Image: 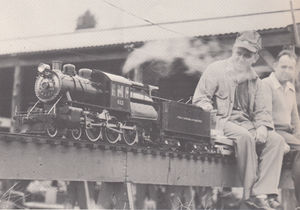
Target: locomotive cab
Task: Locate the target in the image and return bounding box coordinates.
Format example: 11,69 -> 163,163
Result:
93,70 -> 131,113
129,81 -> 158,121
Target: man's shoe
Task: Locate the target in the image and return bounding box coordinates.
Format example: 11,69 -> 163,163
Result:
245,196 -> 275,210
268,197 -> 281,209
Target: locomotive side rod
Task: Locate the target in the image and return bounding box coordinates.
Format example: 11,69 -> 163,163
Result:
88,122 -> 135,130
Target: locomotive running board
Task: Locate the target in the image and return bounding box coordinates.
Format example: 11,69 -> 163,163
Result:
0,132 -> 294,189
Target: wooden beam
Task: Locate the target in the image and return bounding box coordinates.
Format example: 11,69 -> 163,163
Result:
262,31 -> 294,47
207,30 -> 293,48
0,50 -> 129,68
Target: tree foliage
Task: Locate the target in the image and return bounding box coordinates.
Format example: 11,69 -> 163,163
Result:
76,10 -> 97,30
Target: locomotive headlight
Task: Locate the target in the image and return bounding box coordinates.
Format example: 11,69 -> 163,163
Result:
35,71 -> 61,103
38,63 -> 51,74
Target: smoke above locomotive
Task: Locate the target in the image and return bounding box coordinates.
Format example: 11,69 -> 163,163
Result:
122,38 -> 231,81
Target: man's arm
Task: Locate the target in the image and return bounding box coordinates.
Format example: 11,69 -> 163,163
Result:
253,79 -> 274,143
262,80 -> 273,121
253,79 -> 274,130
192,65 -> 218,111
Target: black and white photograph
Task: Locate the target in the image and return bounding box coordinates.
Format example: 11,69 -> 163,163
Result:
0,0 -> 299,209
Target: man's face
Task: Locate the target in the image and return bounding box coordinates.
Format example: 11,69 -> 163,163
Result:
274,55 -> 296,83
231,47 -> 257,71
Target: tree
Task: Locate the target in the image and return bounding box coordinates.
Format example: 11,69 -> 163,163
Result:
76,10 -> 97,30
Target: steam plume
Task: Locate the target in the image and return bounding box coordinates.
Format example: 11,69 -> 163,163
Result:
122,37 -> 231,79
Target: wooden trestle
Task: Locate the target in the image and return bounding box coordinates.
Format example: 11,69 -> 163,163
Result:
0,132 -> 294,209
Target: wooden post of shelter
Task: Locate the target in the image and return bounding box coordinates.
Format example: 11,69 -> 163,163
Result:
290,0 -> 300,47
126,182 -> 135,210
10,64 -> 22,133
83,181 -> 92,209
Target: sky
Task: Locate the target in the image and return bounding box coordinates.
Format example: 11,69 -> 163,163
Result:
0,0 -> 299,41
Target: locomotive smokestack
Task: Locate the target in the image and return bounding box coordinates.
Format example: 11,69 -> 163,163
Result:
52,60 -> 62,71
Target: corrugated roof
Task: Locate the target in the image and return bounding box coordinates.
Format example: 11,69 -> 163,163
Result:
0,10 -> 298,56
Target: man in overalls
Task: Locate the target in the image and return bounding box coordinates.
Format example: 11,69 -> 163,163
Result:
193,31 -> 286,210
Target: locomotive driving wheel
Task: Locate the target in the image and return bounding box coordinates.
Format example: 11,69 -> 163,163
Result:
85,126 -> 102,142
103,117 -> 121,144
122,122 -> 138,146
71,127 -> 82,140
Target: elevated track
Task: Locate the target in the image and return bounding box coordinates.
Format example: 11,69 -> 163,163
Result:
0,132 -> 293,188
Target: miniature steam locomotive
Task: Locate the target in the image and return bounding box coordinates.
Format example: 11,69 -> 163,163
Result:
14,61 -> 233,155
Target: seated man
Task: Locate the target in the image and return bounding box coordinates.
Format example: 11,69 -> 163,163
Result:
193,31 -> 285,210
263,50 -> 300,209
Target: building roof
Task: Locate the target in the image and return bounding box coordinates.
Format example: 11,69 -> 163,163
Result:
0,10 -> 299,56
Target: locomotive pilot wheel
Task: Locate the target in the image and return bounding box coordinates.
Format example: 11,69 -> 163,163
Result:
47,127 -> 58,138
122,122 -> 138,146
85,126 -> 102,142
71,127 -> 82,140
47,123 -> 61,138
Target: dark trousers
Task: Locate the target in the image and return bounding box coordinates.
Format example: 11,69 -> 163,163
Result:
276,130 -> 300,207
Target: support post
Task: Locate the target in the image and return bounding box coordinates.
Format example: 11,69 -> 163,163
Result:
96,183 -> 129,209
83,181 -> 91,209
10,64 -> 22,133
290,0 -> 300,47
67,181 -> 96,209
126,182 -> 135,210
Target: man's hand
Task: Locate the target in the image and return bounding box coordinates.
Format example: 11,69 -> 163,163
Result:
283,142 -> 290,154
201,104 -> 213,112
255,126 -> 268,144
294,132 -> 300,140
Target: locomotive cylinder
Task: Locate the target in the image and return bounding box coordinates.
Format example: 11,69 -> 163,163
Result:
57,106 -> 83,127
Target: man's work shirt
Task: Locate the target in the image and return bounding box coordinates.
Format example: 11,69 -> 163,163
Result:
230,81 -> 254,130
192,58 -> 273,131
263,72 -> 300,134
233,81 -> 250,114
